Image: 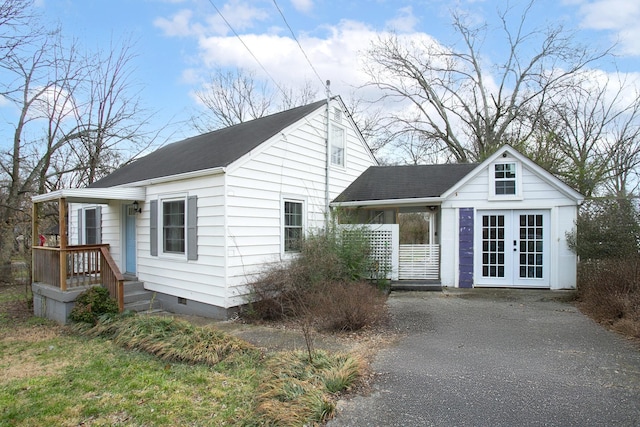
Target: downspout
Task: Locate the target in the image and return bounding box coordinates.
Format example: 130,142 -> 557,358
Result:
325,80 -> 331,224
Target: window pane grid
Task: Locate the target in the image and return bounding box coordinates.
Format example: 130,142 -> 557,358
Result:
519,214 -> 543,278
163,200 -> 185,254
284,201 -> 303,252
481,214 -> 505,278
494,163 -> 516,195
331,126 -> 345,166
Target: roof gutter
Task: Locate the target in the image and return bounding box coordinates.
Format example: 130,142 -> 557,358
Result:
331,196 -> 444,208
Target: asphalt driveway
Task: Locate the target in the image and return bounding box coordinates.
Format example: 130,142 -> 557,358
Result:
328,289 -> 640,427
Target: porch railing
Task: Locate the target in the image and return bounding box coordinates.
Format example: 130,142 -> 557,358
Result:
32,244 -> 124,311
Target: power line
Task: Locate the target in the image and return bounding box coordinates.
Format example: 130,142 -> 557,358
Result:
271,0 -> 326,90
206,0 -> 287,97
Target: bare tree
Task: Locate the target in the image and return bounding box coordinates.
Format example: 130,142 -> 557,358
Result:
0,29 -> 160,270
0,0 -> 36,65
191,67 -> 318,132
362,1 -> 610,163
65,37 -> 158,186
541,74 -> 640,197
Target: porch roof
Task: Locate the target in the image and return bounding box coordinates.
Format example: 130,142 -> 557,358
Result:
32,187 -> 146,204
332,163 -> 478,206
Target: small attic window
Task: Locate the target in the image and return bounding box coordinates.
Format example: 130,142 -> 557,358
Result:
494,163 -> 517,195
333,107 -> 342,123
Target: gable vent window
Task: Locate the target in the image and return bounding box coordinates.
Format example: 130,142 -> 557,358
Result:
494,163 -> 517,195
333,106 -> 342,123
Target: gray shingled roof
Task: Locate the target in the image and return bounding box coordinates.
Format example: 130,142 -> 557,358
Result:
333,163 -> 478,202
90,100 -> 327,188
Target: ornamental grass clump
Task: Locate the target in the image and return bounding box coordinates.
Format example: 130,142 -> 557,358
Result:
77,315 -> 260,366
257,349 -> 364,426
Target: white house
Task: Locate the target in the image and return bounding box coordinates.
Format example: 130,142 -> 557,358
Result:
332,145 -> 584,290
31,97 -> 378,321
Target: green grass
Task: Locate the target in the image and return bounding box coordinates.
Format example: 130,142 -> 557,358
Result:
0,313 -> 363,426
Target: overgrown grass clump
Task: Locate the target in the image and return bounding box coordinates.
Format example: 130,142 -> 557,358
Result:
247,225 -> 388,331
577,257 -> 640,338
74,314 -> 260,366
257,350 -> 364,426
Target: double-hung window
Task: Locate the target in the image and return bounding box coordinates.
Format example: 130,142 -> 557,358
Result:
331,125 -> 345,167
494,163 -> 517,195
150,196 -> 197,260
163,199 -> 185,254
284,200 -> 303,253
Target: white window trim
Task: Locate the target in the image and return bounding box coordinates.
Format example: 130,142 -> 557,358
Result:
330,123 -> 346,169
281,197 -> 306,258
159,194 -> 187,259
488,161 -> 523,201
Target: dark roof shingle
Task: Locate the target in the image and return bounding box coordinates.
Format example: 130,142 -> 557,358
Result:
333,163 -> 478,202
90,100 -> 327,188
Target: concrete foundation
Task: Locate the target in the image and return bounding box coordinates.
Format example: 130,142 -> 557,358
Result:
32,282 -> 99,324
154,292 -> 239,320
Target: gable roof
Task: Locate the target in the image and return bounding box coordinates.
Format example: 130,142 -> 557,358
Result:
333,163 -> 478,203
441,144 -> 584,202
90,99 -> 327,188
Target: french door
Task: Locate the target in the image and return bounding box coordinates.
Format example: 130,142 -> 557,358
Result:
475,210 -> 549,288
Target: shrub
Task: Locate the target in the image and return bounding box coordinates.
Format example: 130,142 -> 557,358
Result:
567,198 -> 640,260
69,286 -> 118,324
245,225 -> 384,329
312,281 -> 388,332
577,257 -> 640,338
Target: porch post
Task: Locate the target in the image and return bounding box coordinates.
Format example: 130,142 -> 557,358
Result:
59,197 -> 67,291
32,201 -> 38,282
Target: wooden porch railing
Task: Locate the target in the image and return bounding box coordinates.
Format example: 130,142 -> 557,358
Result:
32,244 -> 125,312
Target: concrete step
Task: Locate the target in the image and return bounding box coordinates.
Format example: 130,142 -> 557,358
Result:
122,280 -> 163,312
391,280 -> 442,291
123,280 -> 145,293
124,298 -> 162,313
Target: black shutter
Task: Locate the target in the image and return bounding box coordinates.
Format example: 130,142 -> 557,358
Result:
187,196 -> 198,260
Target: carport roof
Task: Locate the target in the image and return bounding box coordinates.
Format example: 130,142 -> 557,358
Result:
333,163 -> 478,203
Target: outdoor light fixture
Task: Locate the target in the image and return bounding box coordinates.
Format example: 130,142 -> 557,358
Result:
133,201 -> 142,214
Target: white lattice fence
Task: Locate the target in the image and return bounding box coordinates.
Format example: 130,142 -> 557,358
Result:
339,224 -> 399,280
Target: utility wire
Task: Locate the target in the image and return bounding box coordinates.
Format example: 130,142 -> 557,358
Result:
271,0 -> 326,90
206,0 -> 287,97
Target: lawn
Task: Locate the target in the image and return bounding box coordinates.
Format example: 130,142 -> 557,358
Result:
0,285 -> 364,426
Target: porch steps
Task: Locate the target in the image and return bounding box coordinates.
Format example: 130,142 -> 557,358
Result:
123,280 -> 163,313
391,280 -> 442,292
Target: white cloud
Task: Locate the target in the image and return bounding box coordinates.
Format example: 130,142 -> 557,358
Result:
290,0 -> 314,13
573,0 -> 640,56
154,9 -> 201,37
194,19 -> 381,97
154,1 -> 270,37
385,6 -> 419,33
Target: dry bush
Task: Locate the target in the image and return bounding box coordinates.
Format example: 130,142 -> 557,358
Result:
245,226 -> 387,333
311,281 -> 388,332
577,257 -> 640,338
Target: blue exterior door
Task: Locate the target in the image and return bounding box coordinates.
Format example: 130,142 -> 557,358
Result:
125,204 -> 137,274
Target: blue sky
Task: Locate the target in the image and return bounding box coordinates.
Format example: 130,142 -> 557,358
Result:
19,0 -> 640,144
